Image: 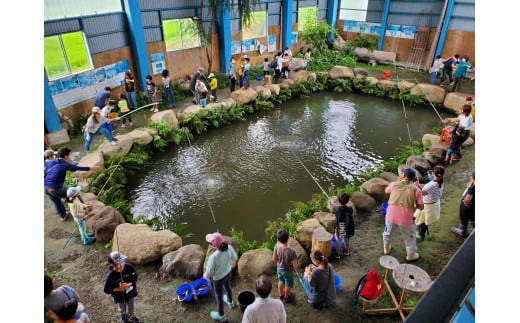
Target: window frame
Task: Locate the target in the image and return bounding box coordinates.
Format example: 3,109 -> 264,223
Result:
163,18 -> 202,52
298,6 -> 318,32
44,31 -> 94,81
339,0 -> 369,22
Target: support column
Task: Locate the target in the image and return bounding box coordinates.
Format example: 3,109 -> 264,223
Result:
218,2 -> 231,73
123,0 -> 149,91
378,0 -> 392,50
44,74 -> 70,145
327,0 -> 339,42
281,0 -> 293,50
435,0 -> 455,58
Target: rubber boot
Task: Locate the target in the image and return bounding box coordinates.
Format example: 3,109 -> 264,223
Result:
120,314 -> 129,323
383,241 -> 392,255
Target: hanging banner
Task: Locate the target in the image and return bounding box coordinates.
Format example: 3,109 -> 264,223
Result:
268,34 -> 276,52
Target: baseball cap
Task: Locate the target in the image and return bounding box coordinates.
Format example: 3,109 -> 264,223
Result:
92,106 -> 101,113
44,150 -> 57,159
108,251 -> 127,265
205,232 -> 224,247
66,186 -> 82,198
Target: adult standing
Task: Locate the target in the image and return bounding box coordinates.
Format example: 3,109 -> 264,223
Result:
162,69 -> 176,108
414,165 -> 445,240
440,54 -> 459,86
44,147 -> 98,221
203,232 -> 238,322
242,274 -> 286,323
94,86 -> 111,108
302,249 -> 337,309
451,55 -> 471,92
382,168 -> 424,262
189,67 -> 204,104
83,107 -> 118,152
452,171 -> 475,237
45,274 -> 90,322
124,71 -> 138,109
228,58 -> 238,92
429,55 -> 444,85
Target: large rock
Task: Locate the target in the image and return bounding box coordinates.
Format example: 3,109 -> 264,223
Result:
360,177 -> 390,202
424,147 -> 446,165
443,92 -> 468,114
410,84 -> 446,104
288,58 -> 307,72
422,133 -> 448,150
332,36 -> 347,50
377,79 -> 396,90
237,248 -> 277,279
264,84 -> 280,95
353,68 -> 369,77
74,151 -> 104,180
366,76 -> 379,85
230,87 -> 258,105
350,191 -> 376,212
295,218 -> 324,253
398,80 -> 415,90
280,78 -> 295,86
112,223 -> 182,265
313,212 -> 336,233
287,237 -> 310,268
98,134 -> 134,158
370,50 -> 396,64
85,204 -> 125,243
160,244 -> 205,279
380,172 -> 398,183
329,66 -> 355,79
288,70 -> 310,82
406,155 -> 431,175
255,86 -> 272,99
354,47 -> 371,62
150,109 -> 179,130
126,129 -> 154,145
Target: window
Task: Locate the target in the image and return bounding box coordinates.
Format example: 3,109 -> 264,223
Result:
298,7 -> 317,32
340,0 -> 368,21
163,18 -> 201,51
44,0 -> 122,21
44,31 -> 93,80
242,11 -> 267,39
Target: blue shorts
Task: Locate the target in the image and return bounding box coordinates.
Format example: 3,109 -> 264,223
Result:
277,268 -> 294,288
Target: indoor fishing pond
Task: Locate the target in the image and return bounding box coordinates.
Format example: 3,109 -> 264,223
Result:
127,92 -> 449,245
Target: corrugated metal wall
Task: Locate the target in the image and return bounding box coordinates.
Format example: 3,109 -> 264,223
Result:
450,0 -> 474,31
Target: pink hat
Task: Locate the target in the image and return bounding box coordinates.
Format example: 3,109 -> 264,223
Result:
205,232 -> 224,247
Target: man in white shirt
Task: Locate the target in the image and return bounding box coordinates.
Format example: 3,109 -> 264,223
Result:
242,274 -> 286,323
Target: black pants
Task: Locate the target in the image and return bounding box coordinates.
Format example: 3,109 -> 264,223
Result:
230,77 -> 236,92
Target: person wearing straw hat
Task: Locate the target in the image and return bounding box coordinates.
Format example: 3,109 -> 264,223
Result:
66,186 -> 95,245
103,251 -> 140,323
44,149 -> 57,167
203,232 -> 238,322
242,274 -> 286,323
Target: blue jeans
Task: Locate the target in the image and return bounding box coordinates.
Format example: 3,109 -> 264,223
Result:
45,187 -> 68,219
84,123 -> 114,151
429,72 -> 437,84
126,91 -> 138,109
164,86 -> 175,108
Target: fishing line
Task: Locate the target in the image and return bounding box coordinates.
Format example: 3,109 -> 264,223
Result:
207,197 -> 219,233
289,150 -> 330,199
413,78 -> 446,125
391,64 -> 415,155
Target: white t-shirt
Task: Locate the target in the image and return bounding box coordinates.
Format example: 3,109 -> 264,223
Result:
85,115 -> 109,134
242,297 -> 286,323
422,180 -> 444,204
457,114 -> 473,130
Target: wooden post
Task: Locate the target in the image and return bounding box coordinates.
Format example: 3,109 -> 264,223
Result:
311,227 -> 332,259
264,75 -> 272,85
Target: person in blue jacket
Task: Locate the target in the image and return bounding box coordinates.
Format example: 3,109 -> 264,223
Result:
44,146 -> 99,221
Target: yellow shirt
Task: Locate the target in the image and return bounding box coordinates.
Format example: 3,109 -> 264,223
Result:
209,78 -> 217,91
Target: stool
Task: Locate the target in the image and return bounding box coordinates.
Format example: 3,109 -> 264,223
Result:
379,255 -> 399,281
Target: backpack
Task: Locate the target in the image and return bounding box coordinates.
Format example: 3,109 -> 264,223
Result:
268,58 -> 278,69
355,269 -> 384,303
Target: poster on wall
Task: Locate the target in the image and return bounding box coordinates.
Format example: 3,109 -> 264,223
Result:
368,23 -> 381,35
400,25 -> 416,39
231,41 -> 241,55
386,24 -> 401,37
241,39 -> 255,52
256,39 -> 267,55
151,52 -> 165,75
343,20 -> 359,33
49,59 -> 129,109
291,32 -> 298,44
268,35 -> 276,52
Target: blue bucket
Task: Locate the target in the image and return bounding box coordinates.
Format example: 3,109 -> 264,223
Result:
176,283 -> 194,302
256,74 -> 262,80
331,234 -> 337,249
334,274 -> 342,292
192,278 -> 210,297
382,202 -> 388,218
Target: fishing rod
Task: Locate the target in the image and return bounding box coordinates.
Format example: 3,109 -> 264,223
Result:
289,151 -> 330,199
117,101 -> 162,120
413,78 -> 446,125
294,269 -> 311,296
207,198 -> 219,233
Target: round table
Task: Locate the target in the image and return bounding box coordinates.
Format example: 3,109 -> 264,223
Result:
393,263 -> 432,293
379,255 -> 399,281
